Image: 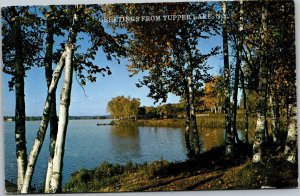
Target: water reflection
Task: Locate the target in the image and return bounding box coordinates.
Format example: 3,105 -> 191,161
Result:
110,126 -> 141,161
111,125 -> 139,138
198,128 -> 224,152
5,120 -> 247,189
138,127 -> 187,161
198,127 -> 245,152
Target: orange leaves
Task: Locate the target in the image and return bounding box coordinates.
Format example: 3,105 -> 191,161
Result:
204,76 -> 223,109
107,96 -> 141,119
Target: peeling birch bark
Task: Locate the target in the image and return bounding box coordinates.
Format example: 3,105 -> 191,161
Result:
21,52 -> 66,193
49,44 -> 74,193
252,0 -> 269,163
284,99 -> 297,163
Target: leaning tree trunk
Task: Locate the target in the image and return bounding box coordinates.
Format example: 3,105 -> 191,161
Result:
49,42 -> 75,193
10,7 -> 28,191
252,0 -> 269,163
222,1 -> 234,155
48,6 -> 81,192
284,97 -> 297,164
20,51 -> 67,193
44,12 -> 59,193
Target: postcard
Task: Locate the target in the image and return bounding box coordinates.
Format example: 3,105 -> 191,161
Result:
1,0 -> 298,195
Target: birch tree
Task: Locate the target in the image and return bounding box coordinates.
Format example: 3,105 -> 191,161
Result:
43,6 -> 59,192
112,2 -> 219,158
2,7 -> 43,191
21,9 -> 76,188
14,4 -> 127,193
284,91 -> 297,163
252,0 -> 269,163
222,1 -> 234,155
46,5 -> 126,192
7,8 -> 27,191
49,38 -> 75,193
21,49 -> 67,193
268,0 -> 295,145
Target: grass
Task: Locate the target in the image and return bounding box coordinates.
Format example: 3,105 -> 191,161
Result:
4,180 -> 37,194
7,112 -> 295,193
63,160 -> 171,192
63,145 -> 298,193
5,180 -> 18,194
64,112 -> 297,193
113,112 -> 258,129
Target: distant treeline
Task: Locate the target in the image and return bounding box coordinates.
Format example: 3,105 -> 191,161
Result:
3,116 -> 111,121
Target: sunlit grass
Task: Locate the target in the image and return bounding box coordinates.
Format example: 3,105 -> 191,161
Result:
63,146 -> 298,193
114,112 -> 258,129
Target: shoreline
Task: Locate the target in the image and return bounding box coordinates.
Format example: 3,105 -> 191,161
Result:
5,145 -> 298,194
63,145 -> 298,193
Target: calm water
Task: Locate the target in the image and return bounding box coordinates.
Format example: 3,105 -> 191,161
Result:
4,119 -> 243,188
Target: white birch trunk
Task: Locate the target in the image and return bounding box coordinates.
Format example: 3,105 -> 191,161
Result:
15,72 -> 27,193
9,7 -> 28,191
187,70 -> 200,157
21,52 -> 67,193
44,159 -> 53,193
284,101 -> 297,163
49,44 -> 74,193
252,0 -> 269,163
44,12 -> 59,192
44,95 -> 58,193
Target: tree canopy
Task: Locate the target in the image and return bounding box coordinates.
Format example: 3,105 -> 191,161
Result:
107,96 -> 141,120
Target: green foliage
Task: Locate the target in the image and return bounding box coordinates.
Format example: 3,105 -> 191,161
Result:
2,6 -> 44,90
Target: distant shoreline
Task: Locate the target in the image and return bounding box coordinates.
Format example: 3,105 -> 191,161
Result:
3,116 -> 111,121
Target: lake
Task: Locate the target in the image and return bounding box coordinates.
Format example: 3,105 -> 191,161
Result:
4,119 -> 242,188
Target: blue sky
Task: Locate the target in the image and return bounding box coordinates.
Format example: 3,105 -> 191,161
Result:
3,58 -> 178,116
3,16 -> 224,116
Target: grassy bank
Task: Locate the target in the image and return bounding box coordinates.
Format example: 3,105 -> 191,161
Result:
5,180 -> 38,194
64,145 -> 298,193
112,113 -> 258,129
5,180 -> 18,193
